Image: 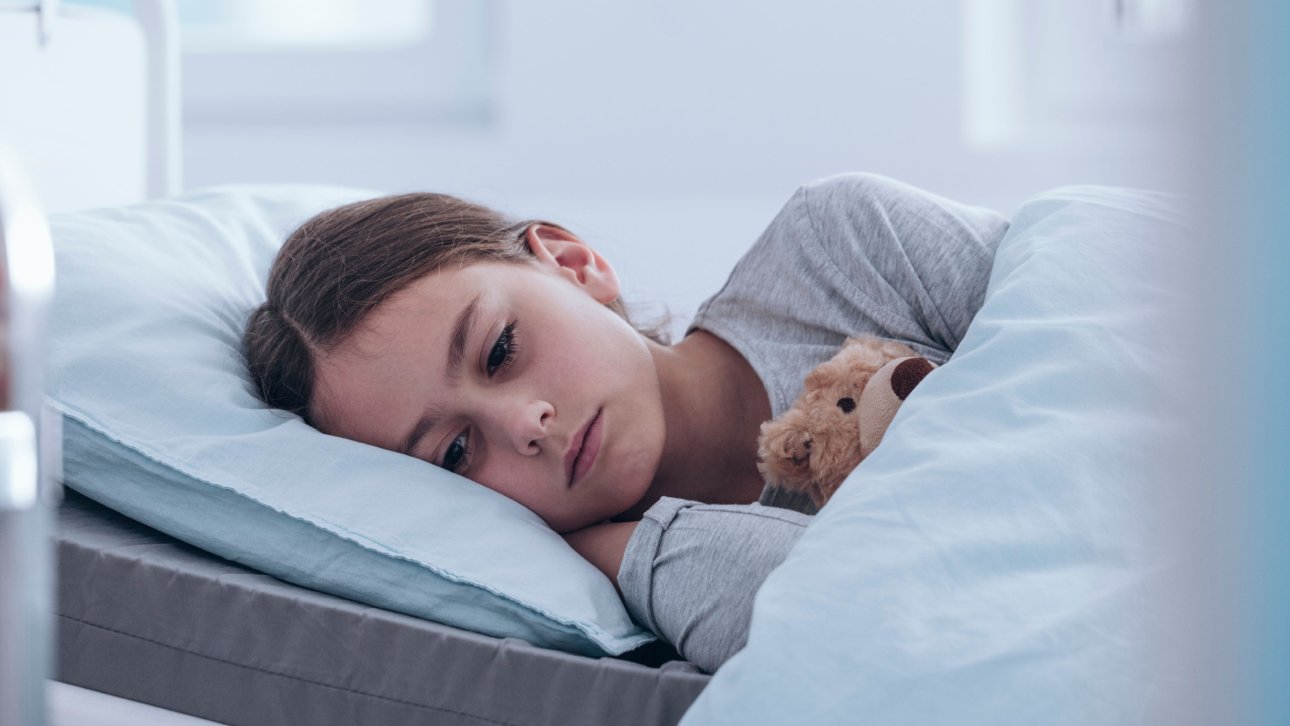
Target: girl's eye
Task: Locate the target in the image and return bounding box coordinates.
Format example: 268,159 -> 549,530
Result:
442,430 -> 472,473
486,322 -> 520,376
441,322 -> 518,474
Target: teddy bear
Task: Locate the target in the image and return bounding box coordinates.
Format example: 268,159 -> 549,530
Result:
756,335 -> 937,513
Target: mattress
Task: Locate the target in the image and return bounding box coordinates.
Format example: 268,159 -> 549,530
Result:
54,489 -> 710,726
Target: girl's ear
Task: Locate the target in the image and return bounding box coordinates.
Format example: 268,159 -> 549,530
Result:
524,223 -> 621,304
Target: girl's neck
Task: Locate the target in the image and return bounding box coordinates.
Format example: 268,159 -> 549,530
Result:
613,330 -> 771,521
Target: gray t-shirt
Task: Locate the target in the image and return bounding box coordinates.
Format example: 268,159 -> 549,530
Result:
618,172 -> 1009,672
689,172 -> 1006,421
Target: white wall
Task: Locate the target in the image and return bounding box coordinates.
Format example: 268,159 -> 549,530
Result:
183,0 -> 1197,335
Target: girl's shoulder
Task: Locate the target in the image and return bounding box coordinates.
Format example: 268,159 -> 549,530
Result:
795,172 -> 969,234
785,172 -> 1007,262
722,173 -> 929,278
758,172 -> 932,263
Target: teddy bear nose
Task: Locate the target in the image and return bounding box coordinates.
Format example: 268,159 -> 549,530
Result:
836,397 -> 856,414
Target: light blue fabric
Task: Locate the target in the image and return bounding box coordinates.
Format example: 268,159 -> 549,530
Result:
682,187 -> 1187,724
46,185 -> 654,656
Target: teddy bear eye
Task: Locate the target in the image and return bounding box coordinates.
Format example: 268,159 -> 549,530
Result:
837,397 -> 856,414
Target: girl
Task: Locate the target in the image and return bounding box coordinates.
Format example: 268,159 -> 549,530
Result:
242,172 -> 1008,673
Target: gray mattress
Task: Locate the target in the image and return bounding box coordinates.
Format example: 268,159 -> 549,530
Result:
55,490 -> 711,725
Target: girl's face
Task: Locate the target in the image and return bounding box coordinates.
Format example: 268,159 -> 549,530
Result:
310,227 -> 666,533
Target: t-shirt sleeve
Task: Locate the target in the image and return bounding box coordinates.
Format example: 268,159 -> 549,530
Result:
688,172 -> 1008,417
798,172 -> 1009,354
616,497 -> 812,674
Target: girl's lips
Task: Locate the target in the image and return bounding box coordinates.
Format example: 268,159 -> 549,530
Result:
568,409 -> 603,487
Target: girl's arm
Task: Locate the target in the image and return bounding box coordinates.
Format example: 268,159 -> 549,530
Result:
564,501 -> 810,674
562,520 -> 639,598
615,498 -> 811,673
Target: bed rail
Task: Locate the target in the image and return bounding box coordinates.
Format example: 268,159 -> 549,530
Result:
0,146 -> 58,726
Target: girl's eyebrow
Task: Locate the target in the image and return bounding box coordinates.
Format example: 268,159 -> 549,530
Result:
446,292 -> 483,385
400,292 -> 482,456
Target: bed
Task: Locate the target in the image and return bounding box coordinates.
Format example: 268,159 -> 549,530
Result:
6,3 -> 1187,725
55,488 -> 707,724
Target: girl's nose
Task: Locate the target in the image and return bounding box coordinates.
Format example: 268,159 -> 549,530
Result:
505,399 -> 554,455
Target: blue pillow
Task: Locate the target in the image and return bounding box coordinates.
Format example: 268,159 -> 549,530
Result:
682,187 -> 1185,723
46,185 -> 654,656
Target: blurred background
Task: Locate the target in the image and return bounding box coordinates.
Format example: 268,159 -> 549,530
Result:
76,0 -> 1200,338
10,0 -> 1290,724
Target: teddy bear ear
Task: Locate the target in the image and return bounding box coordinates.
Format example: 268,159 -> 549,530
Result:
858,356 -> 936,456
891,357 -> 935,399
803,367 -> 828,391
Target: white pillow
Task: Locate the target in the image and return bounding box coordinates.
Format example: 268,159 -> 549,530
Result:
47,185 -> 654,656
683,186 -> 1185,724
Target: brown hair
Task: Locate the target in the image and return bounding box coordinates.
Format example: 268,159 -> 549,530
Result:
242,193 -> 670,424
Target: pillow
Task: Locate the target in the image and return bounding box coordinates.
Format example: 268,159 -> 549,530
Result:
46,185 -> 654,656
682,187 -> 1185,724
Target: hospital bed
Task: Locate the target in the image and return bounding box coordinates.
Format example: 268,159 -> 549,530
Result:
3,2 -> 1189,725
55,489 -> 706,724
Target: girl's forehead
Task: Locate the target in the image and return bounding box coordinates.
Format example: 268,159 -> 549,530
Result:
393,260 -> 539,303
343,262 -> 538,354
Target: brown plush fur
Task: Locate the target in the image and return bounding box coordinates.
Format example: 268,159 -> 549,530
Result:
756,335 -> 918,507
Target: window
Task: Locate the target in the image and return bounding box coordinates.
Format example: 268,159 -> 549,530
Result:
179,0 -> 433,53
69,0 -> 495,126
960,0 -> 1194,151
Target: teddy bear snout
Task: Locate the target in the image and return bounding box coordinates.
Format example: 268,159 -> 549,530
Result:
836,397 -> 856,413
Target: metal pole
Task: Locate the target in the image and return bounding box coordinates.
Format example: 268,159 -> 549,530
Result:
0,145 -> 57,726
